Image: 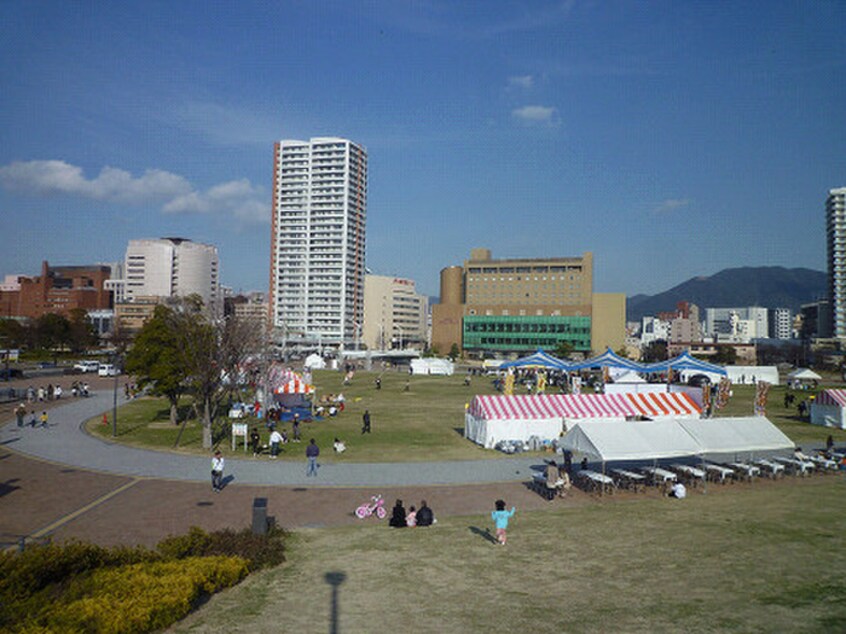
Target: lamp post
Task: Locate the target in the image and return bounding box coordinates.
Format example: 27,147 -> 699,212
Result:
111,351 -> 120,437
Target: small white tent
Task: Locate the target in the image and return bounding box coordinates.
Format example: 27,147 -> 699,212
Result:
811,390 -> 846,429
787,368 -> 822,382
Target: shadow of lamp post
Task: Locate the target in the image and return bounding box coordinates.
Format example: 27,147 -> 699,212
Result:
324,571 -> 346,634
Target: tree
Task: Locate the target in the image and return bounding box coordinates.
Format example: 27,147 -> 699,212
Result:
34,313 -> 70,353
554,340 -> 574,360
712,345 -> 738,365
67,308 -> 98,354
642,340 -> 668,363
448,343 -> 460,361
125,305 -> 189,427
0,319 -> 26,349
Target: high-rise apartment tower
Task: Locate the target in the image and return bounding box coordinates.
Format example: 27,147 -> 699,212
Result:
269,137 -> 368,349
827,187 -> 846,339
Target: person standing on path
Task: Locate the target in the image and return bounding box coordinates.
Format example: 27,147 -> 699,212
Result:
491,499 -> 516,546
362,409 -> 371,434
211,451 -> 225,492
306,438 -> 320,477
15,403 -> 26,428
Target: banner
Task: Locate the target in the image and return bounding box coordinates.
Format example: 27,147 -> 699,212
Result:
754,381 -> 770,416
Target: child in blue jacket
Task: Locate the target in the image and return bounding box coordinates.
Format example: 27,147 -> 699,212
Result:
491,499 -> 516,545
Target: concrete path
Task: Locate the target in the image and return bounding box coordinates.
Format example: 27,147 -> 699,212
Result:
0,391 -> 543,487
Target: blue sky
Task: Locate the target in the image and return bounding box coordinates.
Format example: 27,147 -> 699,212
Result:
1,1 -> 843,298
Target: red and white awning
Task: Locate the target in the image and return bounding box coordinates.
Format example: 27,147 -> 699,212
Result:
274,376 -> 314,394
626,392 -> 700,417
468,392 -> 701,421
816,389 -> 846,407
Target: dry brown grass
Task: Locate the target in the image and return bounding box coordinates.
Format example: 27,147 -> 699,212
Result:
171,476 -> 846,633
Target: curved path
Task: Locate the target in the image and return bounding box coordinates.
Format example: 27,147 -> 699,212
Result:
1,390 -> 542,487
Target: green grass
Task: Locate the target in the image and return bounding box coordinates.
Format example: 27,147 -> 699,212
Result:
86,370 -> 846,461
170,476 -> 846,633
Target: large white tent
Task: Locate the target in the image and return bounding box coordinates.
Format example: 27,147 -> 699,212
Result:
561,417 -> 793,463
811,390 -> 846,429
464,393 -> 701,448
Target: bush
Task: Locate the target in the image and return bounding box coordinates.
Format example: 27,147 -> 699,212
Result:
157,525 -> 288,570
24,556 -> 248,633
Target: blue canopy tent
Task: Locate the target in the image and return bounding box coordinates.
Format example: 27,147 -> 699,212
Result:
642,350 -> 727,376
567,347 -> 645,373
499,349 -> 572,370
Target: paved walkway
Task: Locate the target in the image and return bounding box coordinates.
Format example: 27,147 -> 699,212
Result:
0,391 -> 543,487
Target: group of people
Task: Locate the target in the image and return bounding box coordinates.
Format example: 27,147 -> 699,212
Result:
24,383 -> 76,402
14,402 -> 49,429
388,499 -> 436,528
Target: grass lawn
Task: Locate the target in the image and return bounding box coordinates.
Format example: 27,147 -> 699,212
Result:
171,476 -> 846,633
86,370 -> 846,462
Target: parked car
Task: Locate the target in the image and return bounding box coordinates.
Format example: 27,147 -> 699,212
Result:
98,364 -> 119,377
687,374 -> 712,387
74,360 -> 100,373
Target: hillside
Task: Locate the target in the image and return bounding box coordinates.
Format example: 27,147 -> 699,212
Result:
626,266 -> 827,321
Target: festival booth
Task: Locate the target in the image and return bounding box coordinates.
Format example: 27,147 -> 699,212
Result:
810,390 -> 846,429
562,416 -> 793,466
464,392 -> 702,448
499,349 -> 571,371
724,366 -> 779,386
268,366 -> 315,420
787,368 -> 822,389
410,358 -> 455,376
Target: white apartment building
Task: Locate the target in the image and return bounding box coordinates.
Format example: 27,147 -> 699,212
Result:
705,307 -> 768,342
362,275 -> 428,350
111,238 -> 220,312
269,137 -> 367,349
768,307 -> 793,340
828,187 -> 846,339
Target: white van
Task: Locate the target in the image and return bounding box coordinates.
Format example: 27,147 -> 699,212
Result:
74,360 -> 100,373
98,364 -> 118,377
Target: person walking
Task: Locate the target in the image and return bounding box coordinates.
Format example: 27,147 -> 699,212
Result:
211,451 -> 224,492
491,499 -> 516,546
15,402 -> 26,428
306,438 -> 320,477
361,409 -> 371,434
39,411 -> 49,429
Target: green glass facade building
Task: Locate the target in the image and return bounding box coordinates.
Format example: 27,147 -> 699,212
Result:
463,315 -> 592,353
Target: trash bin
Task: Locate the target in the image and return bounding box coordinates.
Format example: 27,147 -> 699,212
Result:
252,497 -> 268,535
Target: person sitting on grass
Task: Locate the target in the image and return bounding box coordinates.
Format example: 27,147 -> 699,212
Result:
416,500 -> 435,527
389,499 -> 407,527
333,437 -> 346,453
668,481 -> 686,499
406,505 -> 417,527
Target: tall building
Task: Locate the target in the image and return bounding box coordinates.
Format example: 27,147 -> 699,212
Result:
109,238 -> 221,313
431,249 -> 625,356
269,137 -> 367,349
362,274 -> 428,350
827,187 -> 846,339
767,307 -> 793,340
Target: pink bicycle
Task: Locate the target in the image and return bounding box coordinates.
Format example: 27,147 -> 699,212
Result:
355,494 -> 387,519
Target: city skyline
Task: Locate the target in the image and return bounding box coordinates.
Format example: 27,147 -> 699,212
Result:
1,2 -> 843,298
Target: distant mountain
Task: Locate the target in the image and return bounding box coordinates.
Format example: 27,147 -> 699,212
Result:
626,267 -> 827,321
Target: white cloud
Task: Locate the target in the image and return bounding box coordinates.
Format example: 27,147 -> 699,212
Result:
0,159 -> 268,224
508,75 -> 534,89
512,105 -> 558,124
653,198 -> 691,214
0,160 -> 192,203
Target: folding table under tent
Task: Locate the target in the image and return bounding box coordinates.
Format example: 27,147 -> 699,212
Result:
811,390 -> 846,429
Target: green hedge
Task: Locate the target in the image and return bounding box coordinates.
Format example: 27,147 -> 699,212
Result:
0,526 -> 286,633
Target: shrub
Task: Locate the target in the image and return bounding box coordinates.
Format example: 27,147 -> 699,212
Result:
157,525 -> 288,570
27,556 -> 248,634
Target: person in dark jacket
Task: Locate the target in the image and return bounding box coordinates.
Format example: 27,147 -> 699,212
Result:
389,499 -> 407,527
415,500 -> 435,527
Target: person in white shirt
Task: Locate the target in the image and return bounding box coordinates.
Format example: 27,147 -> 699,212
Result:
269,429 -> 284,458
211,451 -> 224,492
333,437 -> 346,453
669,481 -> 686,499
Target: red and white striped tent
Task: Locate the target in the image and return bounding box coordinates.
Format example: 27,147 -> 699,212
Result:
811,389 -> 846,429
465,393 -> 701,448
274,375 -> 314,395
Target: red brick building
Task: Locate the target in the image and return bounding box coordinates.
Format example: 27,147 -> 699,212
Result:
0,261 -> 112,319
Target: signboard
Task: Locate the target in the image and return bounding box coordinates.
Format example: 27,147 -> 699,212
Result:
232,422 -> 248,452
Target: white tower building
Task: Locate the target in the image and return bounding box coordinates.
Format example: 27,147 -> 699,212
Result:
269,137 -> 367,350
120,238 -> 220,311
827,187 -> 846,339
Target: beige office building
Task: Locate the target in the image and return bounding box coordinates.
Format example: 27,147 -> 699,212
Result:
363,274 -> 428,350
432,248 -> 625,356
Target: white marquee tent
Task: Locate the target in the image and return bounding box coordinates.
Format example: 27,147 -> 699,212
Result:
811,390 -> 846,429
561,416 -> 793,463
